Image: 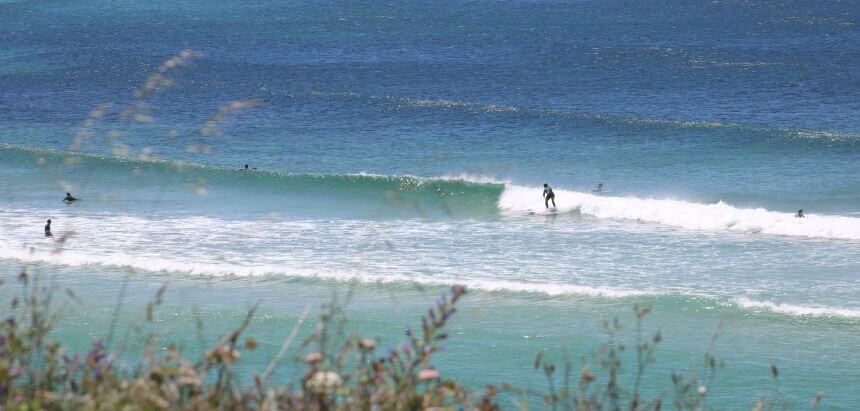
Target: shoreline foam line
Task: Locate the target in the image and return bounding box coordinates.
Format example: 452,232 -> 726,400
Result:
0,249 -> 653,298
1,253 -> 858,319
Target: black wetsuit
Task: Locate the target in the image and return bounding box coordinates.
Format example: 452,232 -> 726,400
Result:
44,221 -> 52,237
543,186 -> 556,208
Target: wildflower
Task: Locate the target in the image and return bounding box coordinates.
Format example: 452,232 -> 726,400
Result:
451,284 -> 467,302
580,366 -> 596,382
10,366 -> 24,378
207,345 -> 241,365
417,368 -> 440,381
305,371 -> 342,394
176,369 -> 202,388
304,352 -> 323,363
402,342 -> 412,352
698,385 -> 707,395
359,338 -> 376,350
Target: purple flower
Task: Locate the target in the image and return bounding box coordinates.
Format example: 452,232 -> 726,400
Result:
402,343 -> 412,352
451,285 -> 467,302
10,366 -> 23,378
0,335 -> 6,346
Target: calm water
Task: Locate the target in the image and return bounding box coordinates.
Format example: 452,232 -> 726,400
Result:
1,0 -> 858,408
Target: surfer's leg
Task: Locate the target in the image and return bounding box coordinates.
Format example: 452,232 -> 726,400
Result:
545,197 -> 549,209
551,196 -> 556,208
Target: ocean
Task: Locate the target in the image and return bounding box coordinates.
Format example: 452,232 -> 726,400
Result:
1,0 -> 858,407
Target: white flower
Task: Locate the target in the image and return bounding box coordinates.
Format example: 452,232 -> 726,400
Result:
417,368 -> 440,381
303,352 -> 323,363
306,371 -> 342,394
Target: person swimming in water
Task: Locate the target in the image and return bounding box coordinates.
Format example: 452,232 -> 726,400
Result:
44,219 -> 52,237
63,192 -> 78,203
543,183 -> 556,209
795,209 -> 805,218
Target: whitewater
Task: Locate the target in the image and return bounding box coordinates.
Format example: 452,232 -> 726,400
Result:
2,194 -> 858,320
3,141 -> 858,240
498,184 -> 860,240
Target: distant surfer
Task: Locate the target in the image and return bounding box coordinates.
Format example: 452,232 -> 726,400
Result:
63,192 -> 78,203
593,183 -> 604,193
244,164 -> 257,171
795,209 -> 805,218
543,183 -> 556,209
44,219 -> 52,237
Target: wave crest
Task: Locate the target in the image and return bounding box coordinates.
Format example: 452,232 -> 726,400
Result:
499,184 -> 860,240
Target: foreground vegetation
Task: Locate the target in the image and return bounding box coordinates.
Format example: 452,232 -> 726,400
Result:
0,268 -> 825,410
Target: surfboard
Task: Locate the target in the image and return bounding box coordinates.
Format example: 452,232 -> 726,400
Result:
548,207 -> 558,213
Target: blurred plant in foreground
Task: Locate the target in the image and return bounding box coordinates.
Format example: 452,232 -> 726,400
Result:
0,269 -> 823,410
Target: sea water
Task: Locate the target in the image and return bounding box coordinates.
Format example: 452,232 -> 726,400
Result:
1,0 -> 858,407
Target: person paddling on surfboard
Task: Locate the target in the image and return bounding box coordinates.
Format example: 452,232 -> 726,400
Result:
543,183 -> 556,209
63,192 -> 79,203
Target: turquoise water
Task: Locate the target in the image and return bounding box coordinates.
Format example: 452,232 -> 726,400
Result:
1,0 -> 859,408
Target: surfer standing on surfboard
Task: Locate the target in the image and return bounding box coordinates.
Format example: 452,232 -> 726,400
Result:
543,183 -> 556,209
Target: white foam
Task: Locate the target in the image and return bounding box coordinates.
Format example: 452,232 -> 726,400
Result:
435,173 -> 509,185
498,184 -> 860,240
734,297 -> 860,318
7,249 -> 859,318
1,247 -> 652,299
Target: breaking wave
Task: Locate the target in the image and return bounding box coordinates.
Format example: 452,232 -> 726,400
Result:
2,143 -> 859,239
498,184 -> 860,240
